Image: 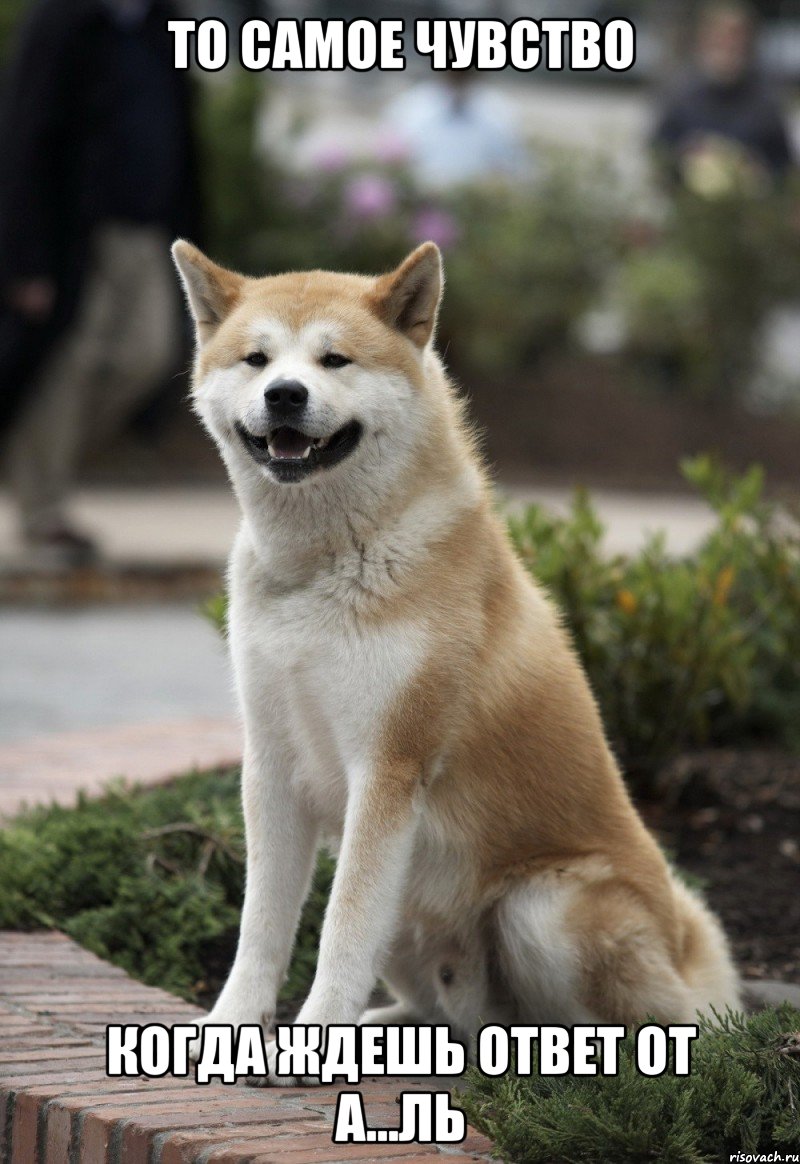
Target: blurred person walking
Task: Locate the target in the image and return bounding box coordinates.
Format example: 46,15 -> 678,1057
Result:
0,0 -> 202,565
385,69 -> 527,192
652,2 -> 794,192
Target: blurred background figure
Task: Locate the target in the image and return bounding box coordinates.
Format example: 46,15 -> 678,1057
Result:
652,1 -> 794,192
0,0 -> 201,566
384,67 -> 527,191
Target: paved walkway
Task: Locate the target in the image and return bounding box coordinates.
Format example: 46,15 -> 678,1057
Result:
0,489 -> 239,571
0,606 -> 234,745
0,604 -> 239,814
0,932 -> 491,1164
0,486 -> 717,566
0,484 -> 717,816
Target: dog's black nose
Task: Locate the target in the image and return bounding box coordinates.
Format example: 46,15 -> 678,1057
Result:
264,379 -> 308,415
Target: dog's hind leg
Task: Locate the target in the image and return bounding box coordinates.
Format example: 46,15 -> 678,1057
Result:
430,939 -> 496,1041
495,872 -> 721,1026
380,925 -> 513,1044
494,877 -> 597,1025
360,928 -> 445,1027
360,1001 -> 430,1025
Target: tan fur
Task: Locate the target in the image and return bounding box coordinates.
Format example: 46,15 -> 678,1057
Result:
381,469 -> 739,1020
369,477 -> 736,1024
174,241 -> 741,1063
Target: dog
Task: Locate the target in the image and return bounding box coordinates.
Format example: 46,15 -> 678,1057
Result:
172,240 -> 741,1084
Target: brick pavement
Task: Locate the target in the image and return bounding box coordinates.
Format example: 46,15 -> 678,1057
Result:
0,718 -> 240,821
0,706 -> 491,1163
0,933 -> 492,1164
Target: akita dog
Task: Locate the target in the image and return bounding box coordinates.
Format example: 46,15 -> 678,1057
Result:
173,240 -> 740,1083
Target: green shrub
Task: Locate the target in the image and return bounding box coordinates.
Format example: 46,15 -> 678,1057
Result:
508,456 -> 800,790
460,1005 -> 800,1164
201,590 -> 228,638
197,72 -> 271,275
0,0 -> 28,63
619,183 -> 800,401
443,156 -> 622,374
197,73 -> 427,279
0,770 -> 333,1004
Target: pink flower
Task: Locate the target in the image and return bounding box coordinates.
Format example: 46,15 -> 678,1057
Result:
343,174 -> 397,220
411,207 -> 460,250
374,132 -> 410,166
312,143 -> 352,173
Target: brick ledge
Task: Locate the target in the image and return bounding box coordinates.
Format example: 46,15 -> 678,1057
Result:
0,932 -> 492,1164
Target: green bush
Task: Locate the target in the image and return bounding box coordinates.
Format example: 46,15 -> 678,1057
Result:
443,156 -> 621,374
196,72 -> 271,274
460,1005 -> 800,1164
196,75 -> 800,398
0,0 -> 28,63
618,182 -> 800,401
197,73 -> 428,279
508,456 -> 800,790
0,769 -> 333,1004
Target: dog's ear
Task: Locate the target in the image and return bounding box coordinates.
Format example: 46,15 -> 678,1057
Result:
371,242 -> 443,348
172,240 -> 244,343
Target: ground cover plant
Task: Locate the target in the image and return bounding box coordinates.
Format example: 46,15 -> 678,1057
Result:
0,768 -> 332,1006
460,1006 -> 800,1164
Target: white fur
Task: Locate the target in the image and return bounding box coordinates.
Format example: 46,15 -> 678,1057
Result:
180,293 -> 489,1081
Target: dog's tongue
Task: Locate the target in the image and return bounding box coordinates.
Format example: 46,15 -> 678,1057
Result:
268,427 -> 311,460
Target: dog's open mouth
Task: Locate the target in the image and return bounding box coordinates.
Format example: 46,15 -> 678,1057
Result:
235,420 -> 363,481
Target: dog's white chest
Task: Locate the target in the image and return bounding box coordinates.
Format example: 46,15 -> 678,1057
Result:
234,571 -> 428,829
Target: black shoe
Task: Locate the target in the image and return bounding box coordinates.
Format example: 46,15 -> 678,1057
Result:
25,526 -> 100,569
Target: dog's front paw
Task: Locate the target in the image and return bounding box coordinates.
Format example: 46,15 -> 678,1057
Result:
187,1004 -> 271,1064
245,1039 -> 322,1088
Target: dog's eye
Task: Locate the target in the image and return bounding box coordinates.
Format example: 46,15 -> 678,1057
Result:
321,352 -> 352,370
244,351 -> 268,368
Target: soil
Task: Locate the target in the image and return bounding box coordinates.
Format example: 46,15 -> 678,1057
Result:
640,749 -> 800,985
474,354 -> 800,493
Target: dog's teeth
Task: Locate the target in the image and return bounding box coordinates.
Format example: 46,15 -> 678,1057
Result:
301,447 -> 311,459
267,444 -> 277,457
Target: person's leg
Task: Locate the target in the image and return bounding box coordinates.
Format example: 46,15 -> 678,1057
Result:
87,224 -> 180,441
5,230 -> 118,556
6,224 -> 180,561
